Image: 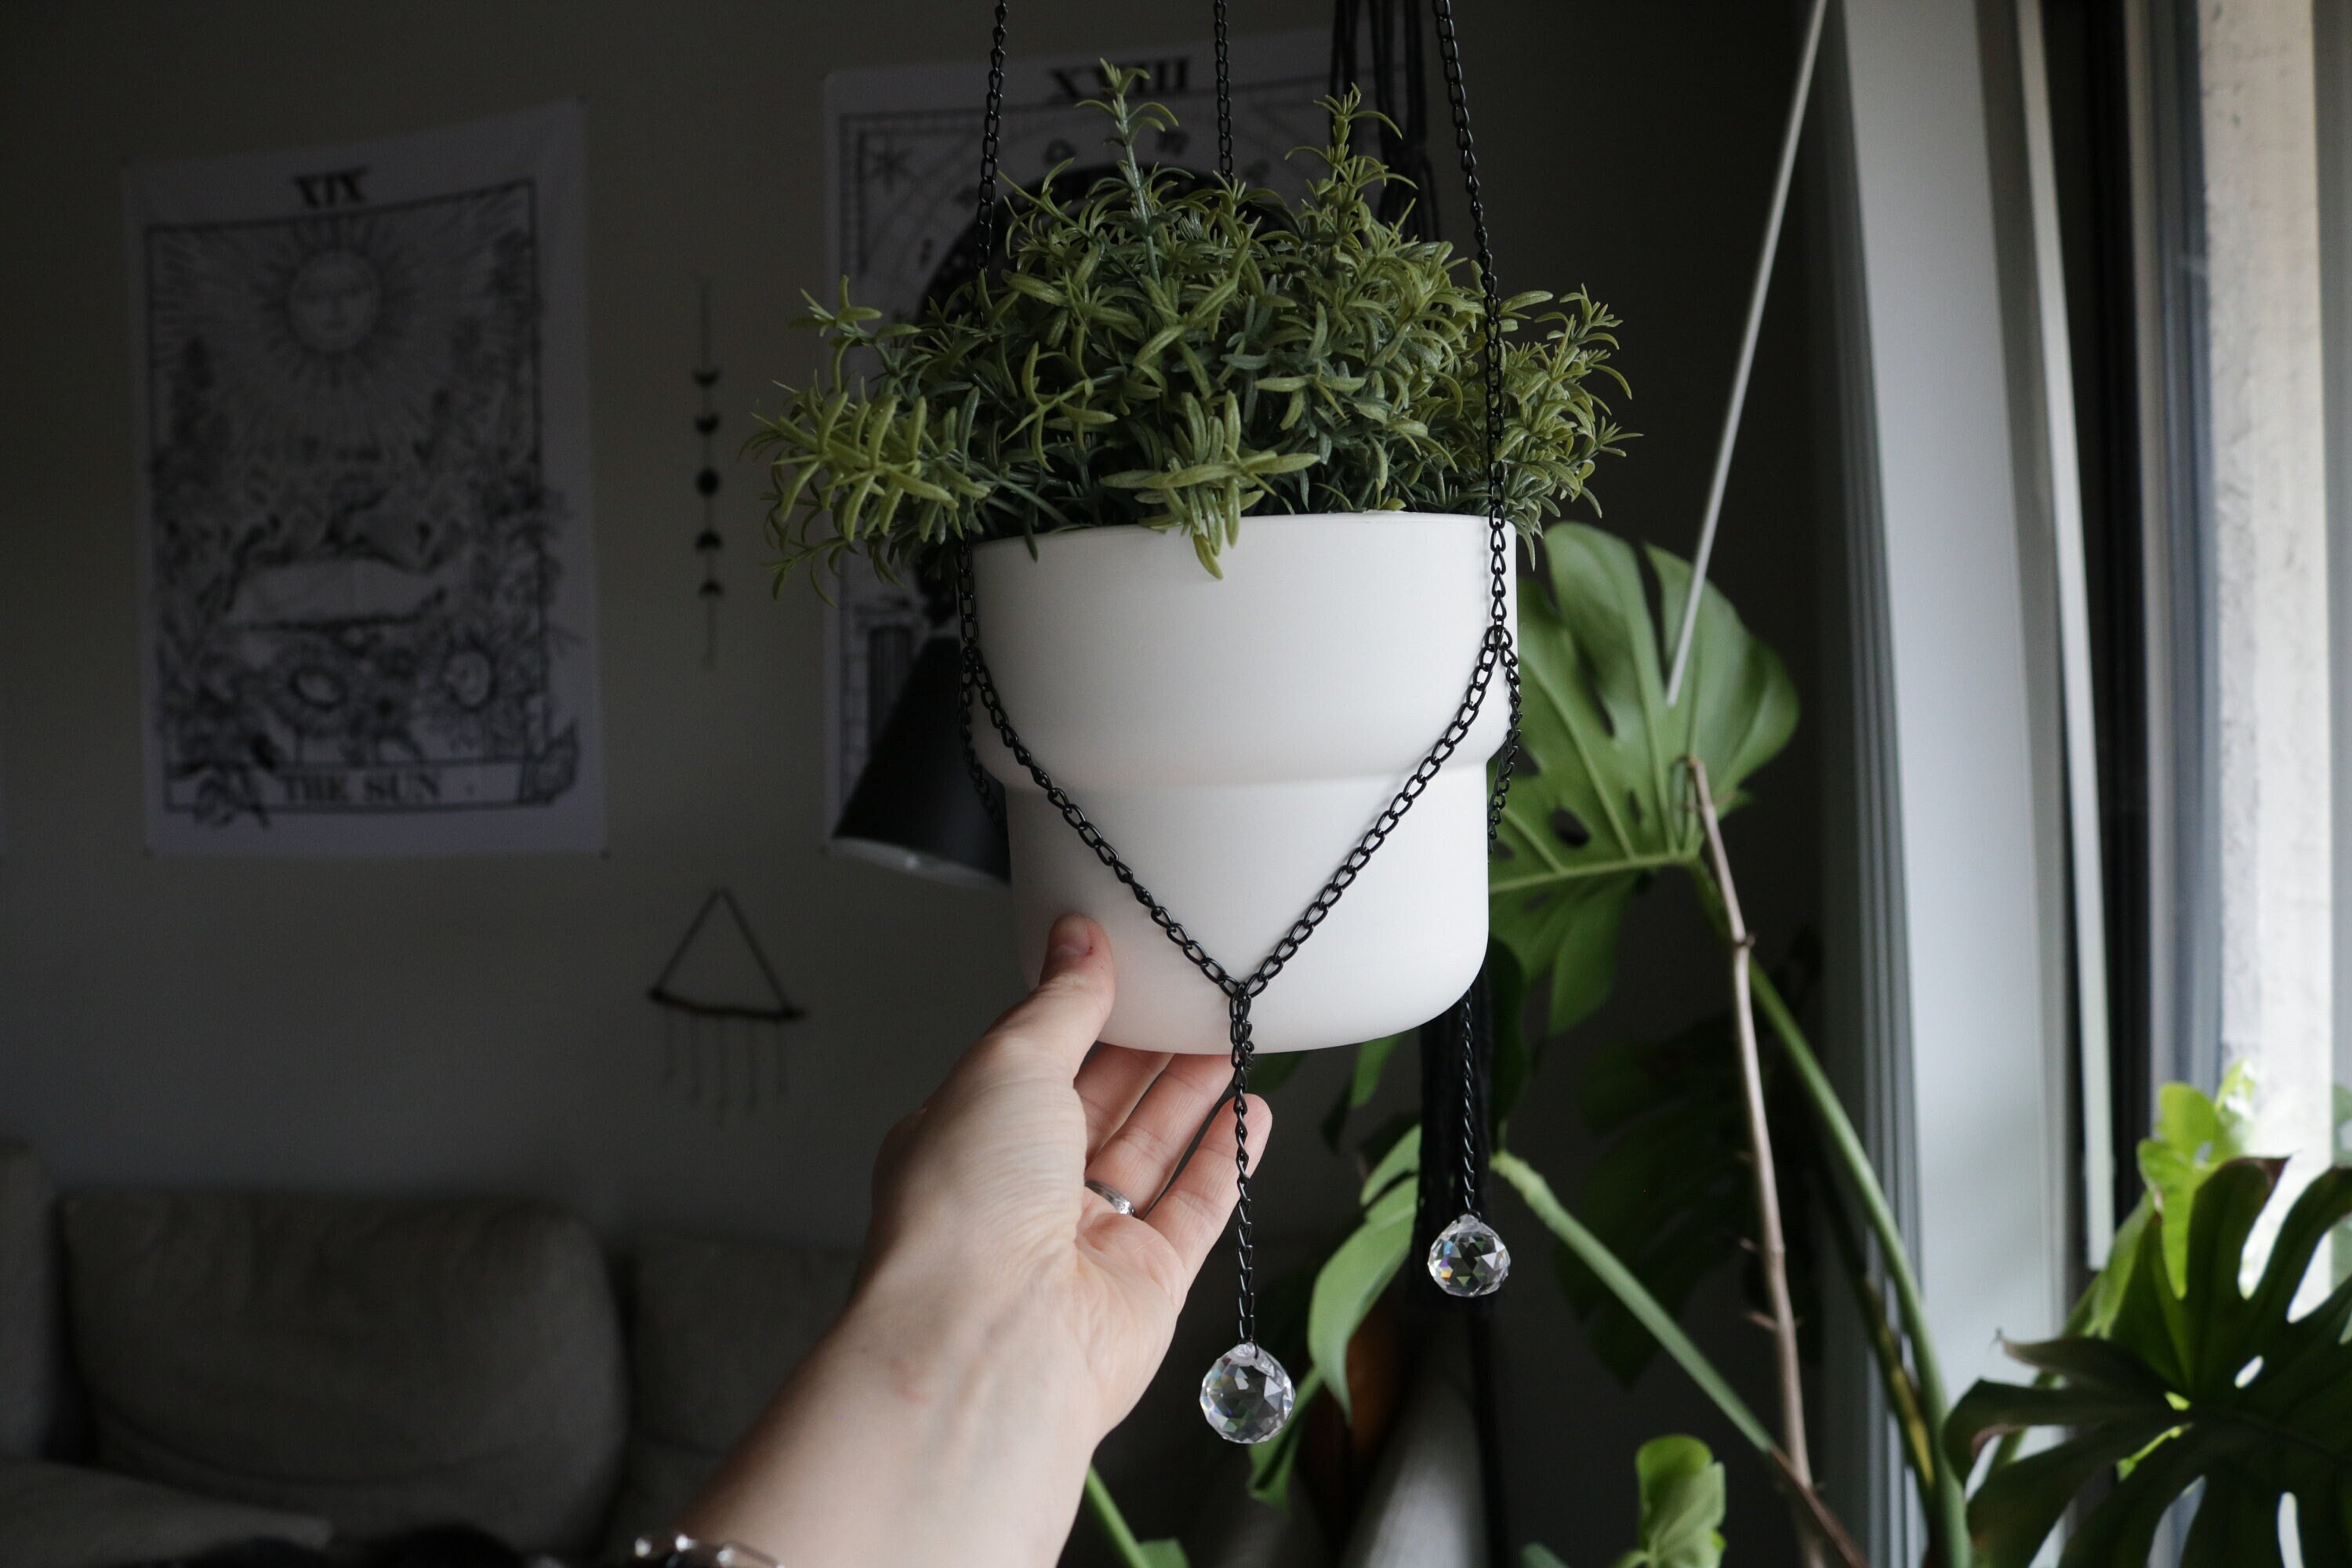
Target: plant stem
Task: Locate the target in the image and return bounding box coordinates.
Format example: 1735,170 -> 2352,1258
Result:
1492,1151 -> 1868,1568
1492,1151 -> 1771,1450
1817,1149 -> 1940,1526
1688,760 -> 1822,1568
1083,1466 -> 1164,1568
1746,967 -> 1971,1568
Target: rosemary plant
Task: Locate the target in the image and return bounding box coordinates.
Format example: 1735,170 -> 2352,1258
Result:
755,66 -> 1626,580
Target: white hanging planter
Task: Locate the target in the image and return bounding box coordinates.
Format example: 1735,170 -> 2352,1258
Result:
971,513 -> 1515,1054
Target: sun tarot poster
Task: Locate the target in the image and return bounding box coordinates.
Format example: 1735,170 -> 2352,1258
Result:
126,103 -> 604,855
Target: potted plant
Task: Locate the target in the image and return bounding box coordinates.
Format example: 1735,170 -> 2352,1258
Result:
757,68 -> 1623,1053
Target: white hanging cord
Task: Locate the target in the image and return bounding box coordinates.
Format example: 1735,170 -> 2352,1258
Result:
1662,0 -> 1831,706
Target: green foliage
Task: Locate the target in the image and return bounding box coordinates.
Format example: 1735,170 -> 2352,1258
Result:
2078,1068 -> 2254,1332
1241,1047 -> 1305,1097
1483,940 -> 1537,1137
1610,1436 -> 1730,1568
1947,1160 -> 2352,1567
1083,1466 -> 1189,1568
1244,1363 -> 1323,1507
755,67 -> 1624,583
1489,524 -> 1798,1034
1307,1127 -> 1421,1422
1494,1150 -> 1775,1454
1319,1031 -> 1405,1149
1559,939 -> 1827,1385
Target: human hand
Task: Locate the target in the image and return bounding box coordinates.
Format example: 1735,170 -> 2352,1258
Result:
680,914 -> 1271,1567
863,911 -> 1272,1431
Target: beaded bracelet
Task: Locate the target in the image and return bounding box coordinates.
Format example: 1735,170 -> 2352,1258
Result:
631,1534 -> 780,1568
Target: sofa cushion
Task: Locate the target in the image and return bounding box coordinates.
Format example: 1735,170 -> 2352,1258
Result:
0,1142 -> 56,1459
601,1234 -> 856,1556
62,1193 -> 626,1555
0,1457 -> 332,1568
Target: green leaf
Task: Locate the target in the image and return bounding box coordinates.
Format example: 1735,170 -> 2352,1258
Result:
1485,941 -> 1537,1136
1308,1174 -> 1417,1423
1320,1032 -> 1405,1150
2140,1068 -> 2256,1293
1945,1160 -> 2352,1568
1491,525 -> 1798,1034
1361,1123 -> 1421,1207
2337,1084 -> 2352,1288
1245,1364 -> 1324,1507
1606,1435 -> 1727,1568
2076,1066 -> 2256,1334
1558,940 -> 1826,1384
1521,1548 -> 1571,1568
1493,1150 -> 1774,1455
1083,1465 -> 1192,1568
1247,1050 -> 1305,1097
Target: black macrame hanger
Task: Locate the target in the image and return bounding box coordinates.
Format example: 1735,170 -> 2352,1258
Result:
953,0 -> 1520,1441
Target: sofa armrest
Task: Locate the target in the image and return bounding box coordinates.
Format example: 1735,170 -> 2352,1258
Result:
0,1142 -> 57,1459
0,1458 -> 331,1568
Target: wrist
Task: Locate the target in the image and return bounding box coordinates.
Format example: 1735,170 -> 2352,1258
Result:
835,1248 -> 1108,1454
681,1254 -> 1101,1568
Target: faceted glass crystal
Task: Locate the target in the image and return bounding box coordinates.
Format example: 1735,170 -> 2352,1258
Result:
1426,1212 -> 1511,1297
1199,1341 -> 1295,1443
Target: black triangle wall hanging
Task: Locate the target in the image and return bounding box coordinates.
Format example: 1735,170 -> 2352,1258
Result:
648,887 -> 804,1120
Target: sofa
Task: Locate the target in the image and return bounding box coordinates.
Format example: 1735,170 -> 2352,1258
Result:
0,1141 -> 1477,1568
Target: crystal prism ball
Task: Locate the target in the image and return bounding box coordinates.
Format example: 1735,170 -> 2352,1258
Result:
1427,1212 -> 1512,1297
1200,1341 -> 1295,1443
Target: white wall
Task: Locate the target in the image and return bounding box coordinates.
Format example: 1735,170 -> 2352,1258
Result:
2201,0 -> 2336,1270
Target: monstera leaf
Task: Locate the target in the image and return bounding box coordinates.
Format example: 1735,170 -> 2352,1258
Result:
1946,1160 -> 2352,1568
1560,938 -> 1826,1384
1307,1128 -> 1421,1422
1493,525 -> 1798,1033
2078,1069 -> 2255,1334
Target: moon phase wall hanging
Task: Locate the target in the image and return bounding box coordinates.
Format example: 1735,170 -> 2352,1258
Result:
689,282 -> 726,670
648,887 -> 804,1120
951,0 -> 1518,1443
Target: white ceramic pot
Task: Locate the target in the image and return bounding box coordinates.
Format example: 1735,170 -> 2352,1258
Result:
971,513 -> 1515,1054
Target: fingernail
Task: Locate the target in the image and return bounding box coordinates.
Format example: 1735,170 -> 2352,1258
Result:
1046,915 -> 1092,965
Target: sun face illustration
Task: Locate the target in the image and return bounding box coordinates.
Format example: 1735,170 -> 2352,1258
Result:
285,249 -> 383,354
146,183 -> 536,458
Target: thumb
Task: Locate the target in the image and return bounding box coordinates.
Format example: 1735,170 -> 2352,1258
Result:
982,914 -> 1116,1077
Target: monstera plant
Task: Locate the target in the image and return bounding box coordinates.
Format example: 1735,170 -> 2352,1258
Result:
1947,1160 -> 2352,1566
1278,524 -> 1910,1567
1486,525 -> 1798,1033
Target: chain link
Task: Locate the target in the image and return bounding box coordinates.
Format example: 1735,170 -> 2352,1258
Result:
1433,0 -> 1516,1222
1212,0 -> 1236,180
953,0 -> 1521,1342
971,0 -> 1011,260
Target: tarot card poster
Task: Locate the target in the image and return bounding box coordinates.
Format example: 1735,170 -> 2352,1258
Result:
818,32 -> 1333,829
127,103 -> 604,855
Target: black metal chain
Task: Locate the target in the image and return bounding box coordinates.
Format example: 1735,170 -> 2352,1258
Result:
953,0 -> 1521,1349
1432,0 -> 1517,1221
972,0 -> 1011,260
1213,0 -> 1236,180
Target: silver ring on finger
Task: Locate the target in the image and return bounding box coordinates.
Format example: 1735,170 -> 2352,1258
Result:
1085,1178 -> 1136,1216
